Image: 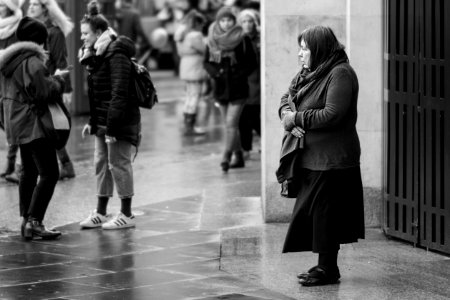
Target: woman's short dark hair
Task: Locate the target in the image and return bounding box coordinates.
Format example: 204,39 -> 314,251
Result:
298,25 -> 343,70
81,0 -> 109,32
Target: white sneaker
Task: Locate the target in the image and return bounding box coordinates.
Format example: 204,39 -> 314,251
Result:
102,212 -> 136,230
80,210 -> 110,228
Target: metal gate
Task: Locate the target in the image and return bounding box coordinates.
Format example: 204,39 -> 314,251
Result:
384,0 -> 450,254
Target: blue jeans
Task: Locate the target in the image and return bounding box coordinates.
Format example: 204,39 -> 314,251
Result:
94,134 -> 134,199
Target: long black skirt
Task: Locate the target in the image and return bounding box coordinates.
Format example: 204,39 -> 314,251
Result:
282,167 -> 365,253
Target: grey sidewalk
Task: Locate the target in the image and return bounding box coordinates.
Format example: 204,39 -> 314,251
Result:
0,71 -> 449,299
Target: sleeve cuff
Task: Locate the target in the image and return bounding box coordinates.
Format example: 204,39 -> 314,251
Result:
295,111 -> 304,128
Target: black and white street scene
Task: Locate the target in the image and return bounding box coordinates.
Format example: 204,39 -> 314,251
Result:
0,0 -> 449,299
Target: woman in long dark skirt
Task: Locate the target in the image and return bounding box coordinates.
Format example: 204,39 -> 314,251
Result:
279,25 -> 365,287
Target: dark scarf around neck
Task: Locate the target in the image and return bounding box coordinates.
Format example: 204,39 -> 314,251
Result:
289,48 -> 348,105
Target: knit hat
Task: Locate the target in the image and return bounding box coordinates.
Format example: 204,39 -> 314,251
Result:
215,6 -> 236,22
16,16 -> 48,45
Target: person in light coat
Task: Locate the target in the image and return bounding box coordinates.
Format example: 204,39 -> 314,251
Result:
175,9 -> 212,135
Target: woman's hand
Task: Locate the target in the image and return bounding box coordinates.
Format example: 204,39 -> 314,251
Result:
281,111 -> 296,131
291,126 -> 305,139
62,93 -> 72,105
82,124 -> 91,139
105,135 -> 117,144
290,126 -> 305,139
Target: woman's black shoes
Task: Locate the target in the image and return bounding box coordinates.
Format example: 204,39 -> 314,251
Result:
229,151 -> 245,169
221,151 -> 232,173
298,266 -> 340,286
23,219 -> 61,240
222,151 -> 245,172
297,265 -> 320,280
20,218 -> 27,238
221,161 -> 230,172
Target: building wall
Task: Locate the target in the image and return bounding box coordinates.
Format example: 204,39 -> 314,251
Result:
262,0 -> 384,226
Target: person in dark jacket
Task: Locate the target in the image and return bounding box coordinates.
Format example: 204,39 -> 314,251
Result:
114,0 -> 150,54
279,25 -> 365,286
0,16 -> 68,240
0,0 -> 22,183
237,8 -> 260,160
79,1 -> 141,230
204,6 -> 256,172
27,0 -> 76,180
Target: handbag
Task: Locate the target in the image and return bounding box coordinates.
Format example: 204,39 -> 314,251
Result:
40,100 -> 71,149
13,77 -> 71,149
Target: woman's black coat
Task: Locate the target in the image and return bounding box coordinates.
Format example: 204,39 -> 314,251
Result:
84,36 -> 141,147
204,36 -> 257,104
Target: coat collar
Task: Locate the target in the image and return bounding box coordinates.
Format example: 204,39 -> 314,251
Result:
0,41 -> 48,72
94,27 -> 117,56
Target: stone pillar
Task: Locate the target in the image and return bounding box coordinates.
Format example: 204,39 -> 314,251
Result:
262,0 -> 384,226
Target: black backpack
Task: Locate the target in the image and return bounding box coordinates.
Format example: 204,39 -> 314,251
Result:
130,59 -> 158,109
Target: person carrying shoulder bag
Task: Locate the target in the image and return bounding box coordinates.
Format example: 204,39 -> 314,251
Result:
0,16 -> 69,240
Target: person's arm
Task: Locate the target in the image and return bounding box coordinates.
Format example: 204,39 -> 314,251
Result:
106,52 -> 132,137
190,32 -> 207,54
279,91 -> 291,119
134,12 -> 151,49
203,46 -> 222,78
48,29 -> 73,93
240,36 -> 257,76
26,57 -> 65,106
295,67 -> 354,130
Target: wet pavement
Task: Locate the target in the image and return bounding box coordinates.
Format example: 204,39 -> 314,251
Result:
0,71 -> 288,299
0,71 -> 449,299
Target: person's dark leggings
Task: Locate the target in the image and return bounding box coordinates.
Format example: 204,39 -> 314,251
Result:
239,104 -> 261,151
56,147 -> 71,165
19,138 -> 59,221
318,251 -> 339,271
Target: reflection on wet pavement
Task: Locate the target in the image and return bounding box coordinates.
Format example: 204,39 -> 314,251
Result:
0,71 -> 281,299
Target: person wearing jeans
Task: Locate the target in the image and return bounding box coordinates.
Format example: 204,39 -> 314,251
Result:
78,1 -> 140,230
94,131 -> 134,212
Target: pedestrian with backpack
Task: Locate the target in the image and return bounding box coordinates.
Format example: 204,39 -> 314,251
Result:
78,0 -> 141,230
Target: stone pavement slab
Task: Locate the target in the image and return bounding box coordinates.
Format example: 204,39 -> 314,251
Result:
0,185 -> 293,300
221,224 -> 450,300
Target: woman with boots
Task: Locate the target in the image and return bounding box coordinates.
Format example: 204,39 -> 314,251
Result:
0,16 -> 69,240
78,1 -> 141,230
175,9 -> 212,136
28,0 -> 76,180
0,0 -> 23,183
204,6 -> 256,172
237,8 -> 260,160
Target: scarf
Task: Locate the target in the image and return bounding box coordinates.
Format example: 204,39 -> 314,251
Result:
207,21 -> 245,65
78,27 -> 117,66
0,9 -> 22,40
288,48 -> 349,106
